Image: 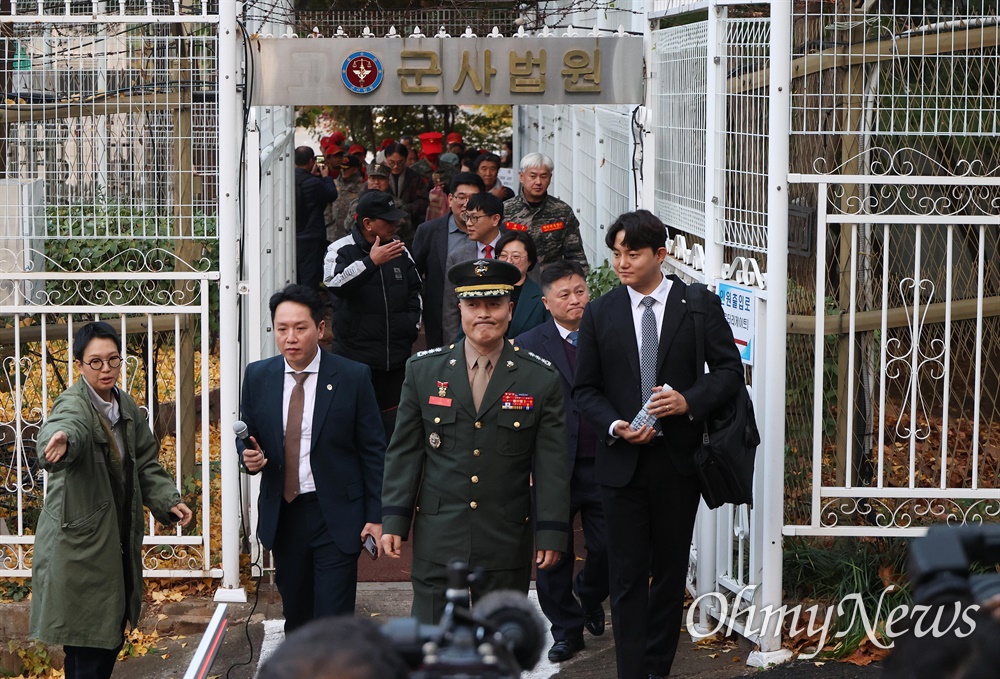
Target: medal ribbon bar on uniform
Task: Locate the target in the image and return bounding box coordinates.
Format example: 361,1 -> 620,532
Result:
501,392 -> 534,410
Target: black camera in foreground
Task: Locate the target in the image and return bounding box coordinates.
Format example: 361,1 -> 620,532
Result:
883,524 -> 1000,679
380,560 -> 546,679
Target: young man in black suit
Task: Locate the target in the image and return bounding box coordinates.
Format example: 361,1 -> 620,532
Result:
573,210 -> 743,678
514,260 -> 609,664
238,284 -> 385,633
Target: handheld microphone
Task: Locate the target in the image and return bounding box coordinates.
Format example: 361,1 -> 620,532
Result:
232,420 -> 250,441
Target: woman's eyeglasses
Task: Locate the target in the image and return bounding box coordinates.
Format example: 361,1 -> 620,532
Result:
83,356 -> 123,370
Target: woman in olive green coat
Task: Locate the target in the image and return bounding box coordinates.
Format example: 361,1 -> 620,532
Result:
30,321 -> 191,678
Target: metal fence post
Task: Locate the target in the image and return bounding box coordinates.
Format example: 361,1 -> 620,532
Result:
215,0 -> 247,602
751,0 -> 792,661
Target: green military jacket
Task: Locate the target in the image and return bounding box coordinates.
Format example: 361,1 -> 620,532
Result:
410,158 -> 459,188
382,340 -> 570,570
31,379 -> 181,649
502,191 -> 590,281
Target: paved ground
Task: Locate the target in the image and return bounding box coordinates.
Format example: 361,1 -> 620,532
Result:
102,583 -> 882,679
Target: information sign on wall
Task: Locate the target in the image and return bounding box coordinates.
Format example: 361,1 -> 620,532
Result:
715,280 -> 755,366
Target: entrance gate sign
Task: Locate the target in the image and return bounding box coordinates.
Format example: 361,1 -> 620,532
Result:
250,37 -> 645,106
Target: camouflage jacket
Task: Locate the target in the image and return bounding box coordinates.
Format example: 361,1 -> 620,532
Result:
502,192 -> 590,281
411,158 -> 459,188
326,174 -> 366,243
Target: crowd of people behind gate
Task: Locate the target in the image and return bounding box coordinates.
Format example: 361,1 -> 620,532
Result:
27,130 -> 746,679
270,132 -> 748,679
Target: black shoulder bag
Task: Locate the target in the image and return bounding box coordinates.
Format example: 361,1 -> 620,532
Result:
687,284 -> 761,509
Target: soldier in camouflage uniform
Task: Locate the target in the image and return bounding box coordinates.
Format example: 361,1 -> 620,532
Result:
325,155 -> 365,243
341,161 -> 392,238
410,131 -> 459,190
503,152 -> 590,283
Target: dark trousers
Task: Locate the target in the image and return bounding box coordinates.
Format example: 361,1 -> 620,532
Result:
370,366 -> 406,442
272,493 -> 359,633
63,641 -> 124,679
410,556 -> 533,625
536,457 -> 609,642
602,445 -> 701,679
296,237 -> 329,290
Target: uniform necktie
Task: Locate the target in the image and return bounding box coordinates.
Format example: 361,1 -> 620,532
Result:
472,355 -> 491,412
483,244 -> 493,259
640,297 -> 658,406
567,331 -> 579,347
283,372 -> 309,502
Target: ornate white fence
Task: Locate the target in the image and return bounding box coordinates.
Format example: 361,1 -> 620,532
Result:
0,0 -> 245,592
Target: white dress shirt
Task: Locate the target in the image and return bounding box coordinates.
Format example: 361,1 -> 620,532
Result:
476,231 -> 503,259
282,349 -> 321,494
609,274 -> 673,437
625,274 -> 672,345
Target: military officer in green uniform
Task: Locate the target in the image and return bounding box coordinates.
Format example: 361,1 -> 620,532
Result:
381,259 -> 571,624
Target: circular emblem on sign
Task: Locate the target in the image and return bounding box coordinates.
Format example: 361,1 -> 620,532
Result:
341,51 -> 383,94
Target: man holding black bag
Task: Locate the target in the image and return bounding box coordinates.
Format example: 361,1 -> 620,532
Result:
573,210 -> 744,679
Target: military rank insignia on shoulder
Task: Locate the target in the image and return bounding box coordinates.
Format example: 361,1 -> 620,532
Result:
413,347 -> 444,359
525,351 -> 554,369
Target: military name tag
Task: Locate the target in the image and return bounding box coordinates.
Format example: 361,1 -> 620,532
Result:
428,396 -> 452,407
429,432 -> 442,449
540,221 -> 565,233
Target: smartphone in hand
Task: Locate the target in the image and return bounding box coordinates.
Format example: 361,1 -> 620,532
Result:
363,533 -> 378,560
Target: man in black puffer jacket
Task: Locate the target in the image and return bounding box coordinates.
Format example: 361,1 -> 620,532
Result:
323,191 -> 422,440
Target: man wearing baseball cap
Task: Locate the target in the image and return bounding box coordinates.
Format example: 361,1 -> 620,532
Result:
323,191 -> 422,441
446,132 -> 465,155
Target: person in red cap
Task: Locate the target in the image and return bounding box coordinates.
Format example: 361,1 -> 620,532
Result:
411,132 -> 457,188
446,131 -> 465,155
319,140 -> 345,180
348,144 -> 367,161
330,130 -> 347,146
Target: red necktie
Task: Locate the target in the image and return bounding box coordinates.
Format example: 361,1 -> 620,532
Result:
483,245 -> 493,259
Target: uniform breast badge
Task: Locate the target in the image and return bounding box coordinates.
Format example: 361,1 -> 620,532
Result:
429,381 -> 452,407
429,432 -> 442,449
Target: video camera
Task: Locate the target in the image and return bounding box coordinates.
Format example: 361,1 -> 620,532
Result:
380,560 -> 545,679
883,524 -> 1000,679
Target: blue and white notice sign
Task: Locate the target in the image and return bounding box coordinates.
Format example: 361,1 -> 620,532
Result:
715,281 -> 755,365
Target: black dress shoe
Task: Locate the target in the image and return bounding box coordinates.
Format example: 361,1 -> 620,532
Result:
547,638 -> 585,663
584,604 -> 605,636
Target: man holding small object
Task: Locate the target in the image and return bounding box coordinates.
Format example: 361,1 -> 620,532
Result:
239,284 -> 385,632
573,210 -> 743,679
380,259 -> 571,625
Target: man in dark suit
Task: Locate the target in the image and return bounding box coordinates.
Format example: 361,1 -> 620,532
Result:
514,260 -> 609,664
380,260 -> 570,624
238,284 -> 385,633
410,172 -> 485,348
573,210 -> 743,679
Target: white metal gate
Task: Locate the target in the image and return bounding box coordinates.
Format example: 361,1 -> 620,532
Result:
781,3 -> 1000,536
0,1 -> 245,592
